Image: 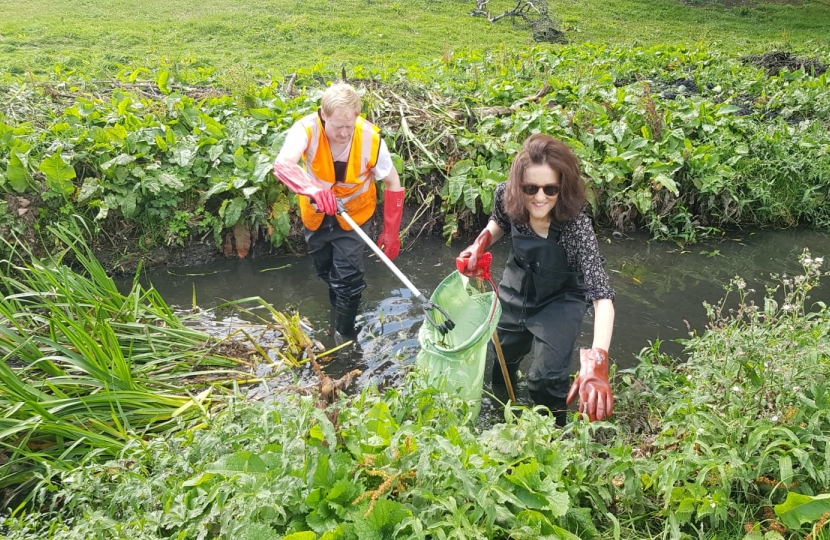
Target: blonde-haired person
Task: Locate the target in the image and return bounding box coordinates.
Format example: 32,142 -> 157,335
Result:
456,133 -> 615,426
273,83 -> 404,342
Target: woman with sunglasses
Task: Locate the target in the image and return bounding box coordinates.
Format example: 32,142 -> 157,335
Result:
455,133 -> 615,426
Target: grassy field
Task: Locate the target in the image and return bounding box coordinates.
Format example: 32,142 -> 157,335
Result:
1,0 -> 828,77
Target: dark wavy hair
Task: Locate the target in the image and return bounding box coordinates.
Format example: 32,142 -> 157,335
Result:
503,133 -> 586,224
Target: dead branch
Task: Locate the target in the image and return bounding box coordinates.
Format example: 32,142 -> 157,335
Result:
470,0 -> 563,43
471,0 -> 544,24
474,81 -> 551,118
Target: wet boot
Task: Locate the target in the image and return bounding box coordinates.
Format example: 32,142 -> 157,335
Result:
334,294 -> 362,345
491,357 -> 519,388
327,289 -> 337,335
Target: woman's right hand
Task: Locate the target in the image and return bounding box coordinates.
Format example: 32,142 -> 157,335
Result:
455,229 -> 493,278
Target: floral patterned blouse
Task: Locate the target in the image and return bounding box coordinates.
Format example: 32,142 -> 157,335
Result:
490,182 -> 615,302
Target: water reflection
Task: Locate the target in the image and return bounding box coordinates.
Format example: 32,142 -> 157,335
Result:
125,228 -> 830,421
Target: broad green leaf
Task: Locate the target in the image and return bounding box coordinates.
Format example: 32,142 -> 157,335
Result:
391,154 -> 404,175
448,177 -> 464,204
120,191 -> 137,217
319,526 -> 346,540
181,472 -> 216,487
104,124 -> 128,144
462,183 -> 478,211
282,532 -> 316,540
327,478 -> 360,505
633,188 -> 652,216
101,154 -> 136,170
116,96 -> 132,115
716,105 -> 742,116
249,108 -> 276,121
253,154 -> 274,183
208,144 -> 225,162
233,150 -> 250,169
612,120 -> 627,143
38,152 -> 76,195
275,211 -> 290,237
143,176 -> 162,194
7,152 -> 33,192
223,197 -> 246,226
653,173 -> 679,196
352,499 -> 411,540
564,506 -> 599,539
198,112 -> 226,138
450,159 -> 474,176
506,460 -> 542,490
442,213 -> 458,245
238,524 -> 280,540
779,455 -> 793,485
200,181 -> 229,206
156,69 -> 171,94
209,450 -> 268,475
158,172 -> 185,191
550,524 -> 582,540
271,131 -> 288,153
172,145 -> 197,168
774,492 -> 830,530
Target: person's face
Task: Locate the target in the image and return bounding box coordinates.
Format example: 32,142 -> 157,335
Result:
522,163 -> 560,221
321,108 -> 358,145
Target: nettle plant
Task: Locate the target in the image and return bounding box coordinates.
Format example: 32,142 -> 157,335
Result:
604,250 -> 830,539
3,375 -> 601,540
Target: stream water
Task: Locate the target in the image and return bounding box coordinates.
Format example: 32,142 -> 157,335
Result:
124,227 -> 830,422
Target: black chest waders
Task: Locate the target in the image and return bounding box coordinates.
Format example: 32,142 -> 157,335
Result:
305,214 -> 370,340
494,221 -> 588,425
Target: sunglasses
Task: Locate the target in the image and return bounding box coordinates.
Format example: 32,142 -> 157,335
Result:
521,184 -> 560,196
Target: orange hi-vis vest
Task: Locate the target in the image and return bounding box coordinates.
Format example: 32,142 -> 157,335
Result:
297,113 -> 382,231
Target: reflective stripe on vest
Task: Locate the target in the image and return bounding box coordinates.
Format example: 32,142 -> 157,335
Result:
297,113 -> 381,231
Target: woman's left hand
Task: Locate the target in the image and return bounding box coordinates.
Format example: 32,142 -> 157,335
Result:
566,348 -> 614,421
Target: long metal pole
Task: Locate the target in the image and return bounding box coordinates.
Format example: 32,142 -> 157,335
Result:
336,208 -> 427,302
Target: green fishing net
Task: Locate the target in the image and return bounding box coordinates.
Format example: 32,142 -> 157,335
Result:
416,271 -> 501,420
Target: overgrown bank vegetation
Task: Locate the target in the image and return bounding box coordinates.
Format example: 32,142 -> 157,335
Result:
0,222 -> 323,496
2,44 -> 829,260
1,243 -> 829,539
3,1 -> 830,537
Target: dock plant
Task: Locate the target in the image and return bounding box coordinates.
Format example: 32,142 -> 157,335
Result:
2,45 -> 829,256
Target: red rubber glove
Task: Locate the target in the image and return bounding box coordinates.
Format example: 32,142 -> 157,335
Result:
377,188 -> 405,261
566,348 -> 614,422
455,229 -> 493,279
273,161 -> 337,216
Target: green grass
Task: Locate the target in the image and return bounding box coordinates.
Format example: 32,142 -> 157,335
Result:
0,0 -> 828,77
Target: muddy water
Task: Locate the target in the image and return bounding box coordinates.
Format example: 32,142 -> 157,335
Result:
126,227 -> 830,422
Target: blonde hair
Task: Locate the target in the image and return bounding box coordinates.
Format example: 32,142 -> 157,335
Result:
320,83 -> 361,117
